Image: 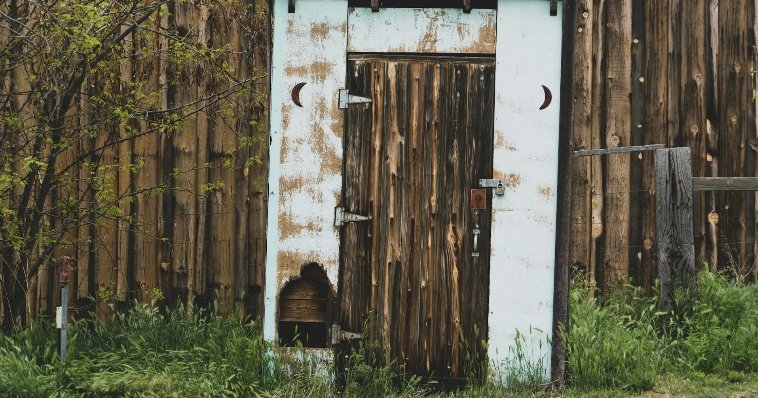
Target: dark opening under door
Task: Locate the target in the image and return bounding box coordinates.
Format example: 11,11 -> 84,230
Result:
337,56 -> 495,382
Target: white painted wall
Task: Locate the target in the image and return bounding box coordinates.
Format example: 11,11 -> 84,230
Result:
348,7 -> 496,54
488,0 -> 562,380
265,0 -> 347,341
267,2 -> 564,382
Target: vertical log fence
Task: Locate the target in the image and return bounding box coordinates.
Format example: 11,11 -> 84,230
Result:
575,145 -> 758,310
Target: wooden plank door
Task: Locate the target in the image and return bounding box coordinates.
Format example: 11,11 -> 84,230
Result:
338,56 -> 496,382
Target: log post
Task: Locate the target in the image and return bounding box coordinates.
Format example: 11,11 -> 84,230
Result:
655,148 -> 696,312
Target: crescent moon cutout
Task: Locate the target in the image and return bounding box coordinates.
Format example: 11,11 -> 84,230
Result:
539,85 -> 553,110
291,82 -> 306,107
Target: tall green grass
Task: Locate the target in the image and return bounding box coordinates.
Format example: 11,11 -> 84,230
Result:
565,269 -> 758,392
0,270 -> 756,397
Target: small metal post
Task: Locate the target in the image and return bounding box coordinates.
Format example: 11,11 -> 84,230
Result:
58,257 -> 71,361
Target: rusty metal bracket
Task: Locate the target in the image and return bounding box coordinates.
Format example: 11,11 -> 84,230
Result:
550,0 -> 557,16
334,206 -> 371,227
288,0 -> 295,13
332,324 -> 363,344
338,89 -> 372,109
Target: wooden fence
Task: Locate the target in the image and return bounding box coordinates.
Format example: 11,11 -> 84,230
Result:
570,0 -> 758,291
3,1 -> 272,323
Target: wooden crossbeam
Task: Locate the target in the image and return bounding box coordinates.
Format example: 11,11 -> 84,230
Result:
463,0 -> 472,13
573,144 -> 665,157
692,177 -> 758,191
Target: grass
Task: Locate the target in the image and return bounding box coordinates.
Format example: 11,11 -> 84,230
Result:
0,271 -> 756,397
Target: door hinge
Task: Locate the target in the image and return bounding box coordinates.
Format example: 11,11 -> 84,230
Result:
334,206 -> 371,227
331,324 -> 362,344
338,89 -> 372,109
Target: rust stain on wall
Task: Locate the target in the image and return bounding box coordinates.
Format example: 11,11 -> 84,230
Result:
277,250 -> 317,287
308,60 -> 333,84
284,64 -> 310,77
495,133 -> 517,151
505,173 -> 521,188
465,18 -> 496,53
281,105 -> 291,131
538,186 -> 554,199
278,211 -> 322,241
309,98 -> 342,175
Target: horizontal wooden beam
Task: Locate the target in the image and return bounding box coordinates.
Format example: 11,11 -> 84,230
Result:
692,177 -> 758,191
573,144 -> 665,157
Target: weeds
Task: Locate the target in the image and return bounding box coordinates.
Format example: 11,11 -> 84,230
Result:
0,270 -> 756,397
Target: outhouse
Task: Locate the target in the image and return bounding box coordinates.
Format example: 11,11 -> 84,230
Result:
265,0 -> 563,383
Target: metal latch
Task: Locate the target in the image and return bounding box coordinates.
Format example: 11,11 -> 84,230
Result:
331,324 -> 362,344
338,89 -> 372,109
479,179 -> 506,196
334,206 -> 371,227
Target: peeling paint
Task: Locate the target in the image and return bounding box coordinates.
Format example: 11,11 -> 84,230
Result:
348,8 -> 496,54
538,186 -> 554,199
488,0 -> 562,380
503,173 -> 522,188
266,0 -> 347,342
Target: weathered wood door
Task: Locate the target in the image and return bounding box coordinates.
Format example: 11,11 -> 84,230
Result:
337,56 -> 496,382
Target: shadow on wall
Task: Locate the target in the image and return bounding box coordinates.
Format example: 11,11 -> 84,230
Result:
278,263 -> 334,348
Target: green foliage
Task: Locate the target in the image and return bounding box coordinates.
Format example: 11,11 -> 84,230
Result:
565,278 -> 660,391
681,271 -> 758,374
62,302 -> 270,397
489,328 -> 549,393
1,273 -> 757,397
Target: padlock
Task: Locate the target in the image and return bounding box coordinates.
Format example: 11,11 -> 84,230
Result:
495,181 -> 505,196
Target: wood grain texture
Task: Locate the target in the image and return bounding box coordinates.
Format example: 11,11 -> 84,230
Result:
14,0 -> 271,320
655,148 -> 696,311
338,57 -> 495,382
601,0 -> 632,286
716,0 -> 751,280
568,0 -> 593,279
570,0 -> 758,291
693,177 -> 758,191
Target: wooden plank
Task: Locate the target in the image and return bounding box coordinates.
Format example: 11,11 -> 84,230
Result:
716,0 -> 751,277
568,0 -> 593,298
627,0 -> 645,287
655,148 -> 696,312
245,0 -> 271,319
132,13 -> 162,302
602,0 -> 633,285
705,0 -> 719,271
640,0 -> 669,291
171,2 -> 201,301
573,144 -> 664,157
589,0 -> 606,289
677,0 -> 707,261
116,25 -> 133,301
692,177 -> 758,191
551,0 -> 577,388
